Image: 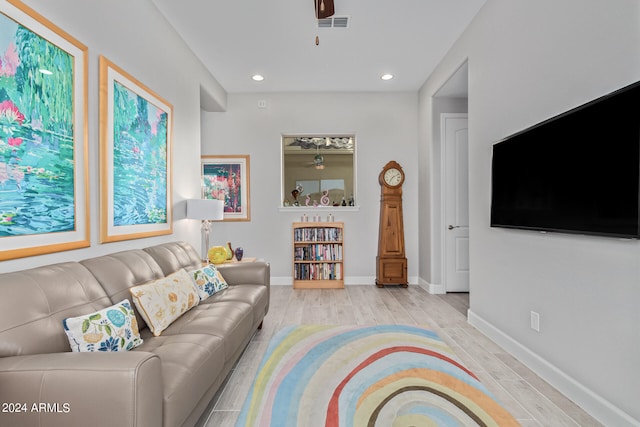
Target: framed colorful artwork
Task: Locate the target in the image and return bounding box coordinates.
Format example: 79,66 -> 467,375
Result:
99,55 -> 173,242
201,155 -> 250,221
0,1 -> 89,261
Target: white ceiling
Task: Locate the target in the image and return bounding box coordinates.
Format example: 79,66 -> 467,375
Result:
151,0 -> 485,94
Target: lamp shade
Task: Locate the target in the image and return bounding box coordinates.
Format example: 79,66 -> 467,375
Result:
186,199 -> 224,221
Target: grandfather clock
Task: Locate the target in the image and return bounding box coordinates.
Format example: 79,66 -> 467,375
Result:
376,161 -> 408,288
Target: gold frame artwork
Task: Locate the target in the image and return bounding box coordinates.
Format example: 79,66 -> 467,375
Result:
99,56 -> 173,242
0,1 -> 89,260
201,155 -> 251,221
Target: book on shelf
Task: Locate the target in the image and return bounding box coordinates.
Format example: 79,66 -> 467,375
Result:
294,262 -> 342,280
294,243 -> 342,261
294,227 -> 342,242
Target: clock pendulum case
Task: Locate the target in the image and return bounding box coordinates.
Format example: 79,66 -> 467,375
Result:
376,160 -> 408,288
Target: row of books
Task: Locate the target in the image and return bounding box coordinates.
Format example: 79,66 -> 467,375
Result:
294,244 -> 343,261
294,227 -> 342,242
294,262 -> 342,281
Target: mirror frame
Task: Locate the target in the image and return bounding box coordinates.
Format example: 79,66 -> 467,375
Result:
280,134 -> 357,209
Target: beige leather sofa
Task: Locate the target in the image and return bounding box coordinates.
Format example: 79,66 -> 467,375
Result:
0,241 -> 270,427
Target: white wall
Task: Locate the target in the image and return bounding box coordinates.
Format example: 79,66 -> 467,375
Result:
201,92 -> 419,284
419,0 -> 640,425
2,0 -> 225,273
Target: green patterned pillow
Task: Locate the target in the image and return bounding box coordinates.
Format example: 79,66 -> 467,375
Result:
189,264 -> 228,300
63,299 -> 143,352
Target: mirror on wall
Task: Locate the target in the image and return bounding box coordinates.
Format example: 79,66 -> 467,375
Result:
282,135 -> 355,207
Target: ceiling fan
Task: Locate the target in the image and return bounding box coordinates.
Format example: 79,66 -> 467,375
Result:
303,147 -> 325,169
313,152 -> 325,169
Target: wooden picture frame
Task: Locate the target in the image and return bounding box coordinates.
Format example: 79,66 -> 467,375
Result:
99,55 -> 173,242
0,1 -> 89,260
201,155 -> 250,221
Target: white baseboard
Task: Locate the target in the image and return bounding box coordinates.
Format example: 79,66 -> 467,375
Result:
345,276 -> 376,285
468,310 -> 639,427
271,276 -> 421,286
271,276 -> 292,286
417,277 -> 445,294
270,276 -> 376,286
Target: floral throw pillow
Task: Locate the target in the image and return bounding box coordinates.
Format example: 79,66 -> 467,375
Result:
188,264 -> 228,300
129,268 -> 200,336
63,299 -> 142,352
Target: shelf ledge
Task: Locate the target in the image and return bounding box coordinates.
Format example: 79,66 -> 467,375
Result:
279,205 -> 360,213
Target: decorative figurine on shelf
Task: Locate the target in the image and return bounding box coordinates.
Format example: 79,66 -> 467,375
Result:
235,247 -> 244,261
207,246 -> 227,265
225,242 -> 234,260
320,190 -> 330,206
341,197 -> 347,206
305,194 -> 311,206
291,184 -> 304,206
348,194 -> 355,206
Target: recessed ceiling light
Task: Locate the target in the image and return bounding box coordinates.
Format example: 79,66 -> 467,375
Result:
252,74 -> 264,82
381,73 -> 394,81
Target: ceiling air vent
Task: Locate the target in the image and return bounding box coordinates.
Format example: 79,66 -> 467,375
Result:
317,16 -> 349,29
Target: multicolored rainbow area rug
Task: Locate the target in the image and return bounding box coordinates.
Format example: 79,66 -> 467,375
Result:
236,324 -> 520,427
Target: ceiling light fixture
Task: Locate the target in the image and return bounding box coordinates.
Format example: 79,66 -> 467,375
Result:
252,74 -> 264,82
381,73 -> 394,81
314,0 -> 335,46
314,0 -> 334,19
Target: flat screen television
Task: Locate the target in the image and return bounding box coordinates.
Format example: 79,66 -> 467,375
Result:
490,80 -> 640,239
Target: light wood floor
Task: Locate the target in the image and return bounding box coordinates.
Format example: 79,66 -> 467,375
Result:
198,285 -> 603,427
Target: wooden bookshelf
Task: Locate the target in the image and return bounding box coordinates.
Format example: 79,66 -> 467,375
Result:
292,222 -> 344,289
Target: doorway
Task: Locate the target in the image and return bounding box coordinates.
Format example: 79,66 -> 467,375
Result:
433,60 -> 470,294
441,114 -> 469,292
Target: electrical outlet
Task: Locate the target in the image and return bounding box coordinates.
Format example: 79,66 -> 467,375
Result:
530,311 -> 540,332
257,100 -> 267,109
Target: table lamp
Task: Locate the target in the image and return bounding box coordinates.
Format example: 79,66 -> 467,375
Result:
187,198 -> 224,262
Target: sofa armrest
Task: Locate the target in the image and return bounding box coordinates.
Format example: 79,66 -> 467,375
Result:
0,351 -> 162,427
217,261 -> 270,287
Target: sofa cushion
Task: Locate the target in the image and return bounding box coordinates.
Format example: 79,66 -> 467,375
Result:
129,269 -> 200,336
188,264 -> 228,300
160,300 -> 254,362
63,299 -> 143,352
134,332 -> 224,427
201,285 -> 269,328
80,249 -> 166,332
143,241 -> 202,276
0,262 -> 113,357
79,250 -> 165,302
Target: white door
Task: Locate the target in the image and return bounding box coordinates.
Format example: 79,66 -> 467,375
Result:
442,114 -> 469,292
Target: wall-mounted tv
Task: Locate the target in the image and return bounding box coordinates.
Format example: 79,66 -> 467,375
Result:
490,80 -> 640,239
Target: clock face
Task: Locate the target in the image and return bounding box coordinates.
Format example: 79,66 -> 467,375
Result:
383,168 -> 403,186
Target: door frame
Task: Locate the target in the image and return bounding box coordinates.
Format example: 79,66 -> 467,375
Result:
440,113 -> 469,293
